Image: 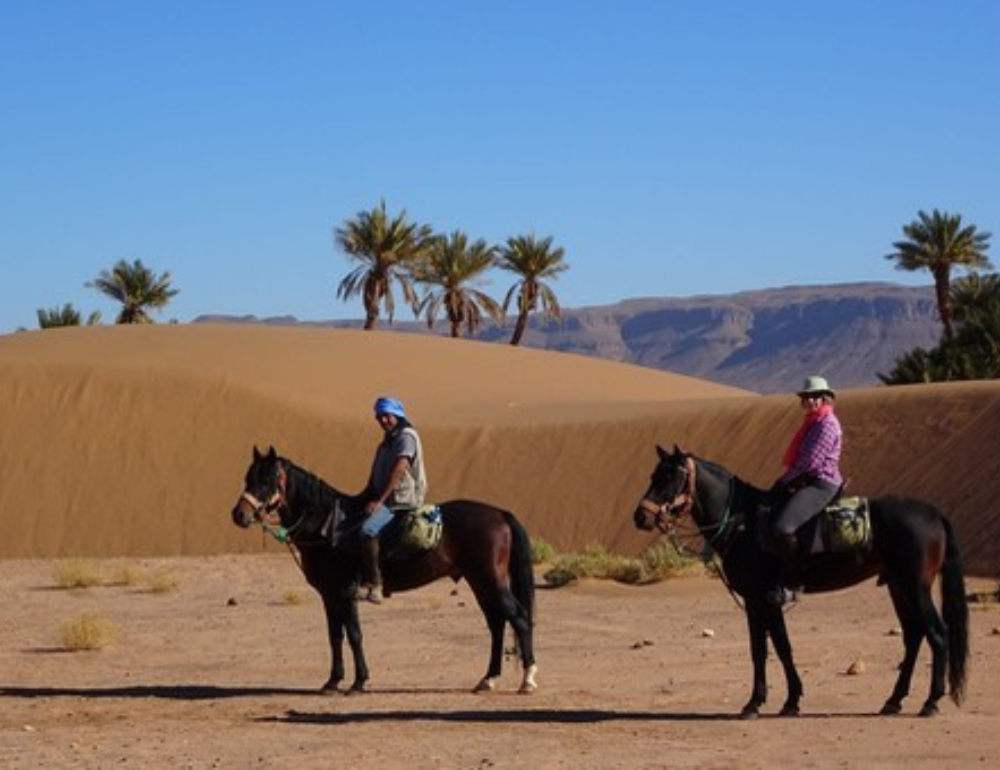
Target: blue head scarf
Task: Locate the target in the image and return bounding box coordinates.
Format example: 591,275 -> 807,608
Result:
373,396 -> 407,420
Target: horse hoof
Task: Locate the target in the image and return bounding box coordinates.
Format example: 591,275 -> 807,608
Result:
919,703 -> 939,718
473,677 -> 497,694
740,706 -> 760,720
518,664 -> 538,695
879,702 -> 902,716
345,683 -> 367,697
319,684 -> 339,696
779,705 -> 800,717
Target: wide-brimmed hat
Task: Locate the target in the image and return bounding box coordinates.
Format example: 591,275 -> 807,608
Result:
796,375 -> 835,398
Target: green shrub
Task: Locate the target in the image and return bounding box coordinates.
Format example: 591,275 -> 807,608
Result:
531,537 -> 558,565
640,542 -> 704,581
541,542 -> 705,587
541,565 -> 578,588
543,544 -> 644,586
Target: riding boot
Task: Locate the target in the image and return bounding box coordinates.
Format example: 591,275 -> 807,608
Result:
357,537 -> 383,604
767,534 -> 802,607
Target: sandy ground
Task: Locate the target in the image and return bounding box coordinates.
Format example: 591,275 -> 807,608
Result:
1,555 -> 998,769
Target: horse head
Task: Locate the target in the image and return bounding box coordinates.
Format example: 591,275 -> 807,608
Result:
231,445 -> 288,529
633,444 -> 696,533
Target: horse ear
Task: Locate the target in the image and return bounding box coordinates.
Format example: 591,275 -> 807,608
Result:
673,443 -> 685,457
267,445 -> 277,459
656,444 -> 670,462
253,445 -> 261,461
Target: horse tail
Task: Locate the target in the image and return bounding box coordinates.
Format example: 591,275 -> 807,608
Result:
940,514 -> 969,706
505,511 -> 535,627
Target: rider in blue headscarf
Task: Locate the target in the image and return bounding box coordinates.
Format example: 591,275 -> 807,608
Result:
356,396 -> 428,603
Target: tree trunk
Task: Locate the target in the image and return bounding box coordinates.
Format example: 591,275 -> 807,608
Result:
510,312 -> 528,345
934,271 -> 953,340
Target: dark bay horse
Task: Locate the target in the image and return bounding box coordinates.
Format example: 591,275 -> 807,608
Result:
633,445 -> 969,718
231,446 -> 537,695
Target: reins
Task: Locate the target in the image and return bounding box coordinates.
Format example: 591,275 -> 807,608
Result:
244,462 -> 317,575
247,460 -> 371,580
651,455 -> 746,611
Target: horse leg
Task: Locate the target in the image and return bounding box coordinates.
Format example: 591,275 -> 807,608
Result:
341,598 -> 371,694
503,591 -> 537,694
766,607 -> 804,716
464,575 -> 512,693
880,582 -> 925,715
319,594 -> 346,693
740,606 -> 770,719
471,610 -> 506,694
918,589 -> 949,717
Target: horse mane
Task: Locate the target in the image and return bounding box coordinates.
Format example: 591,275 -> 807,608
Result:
282,457 -> 361,515
694,455 -> 762,495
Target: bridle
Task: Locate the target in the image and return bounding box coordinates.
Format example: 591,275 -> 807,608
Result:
637,452 -> 744,609
639,454 -> 737,550
236,463 -> 316,547
239,464 -> 287,524
638,454 -> 697,533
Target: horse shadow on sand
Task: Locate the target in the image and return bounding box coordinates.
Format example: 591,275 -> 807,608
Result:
0,684 -> 900,721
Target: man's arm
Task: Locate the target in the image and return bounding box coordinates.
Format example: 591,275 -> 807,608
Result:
365,456 -> 412,513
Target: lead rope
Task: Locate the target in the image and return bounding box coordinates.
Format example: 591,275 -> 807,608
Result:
687,473 -> 746,612
258,515 -> 306,576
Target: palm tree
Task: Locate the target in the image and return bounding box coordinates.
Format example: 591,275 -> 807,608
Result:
885,210 -> 992,340
496,234 -> 568,346
951,271 -> 1000,326
86,259 -> 178,324
950,272 -> 1000,376
334,201 -> 433,330
880,272 -> 1000,384
37,304 -> 101,328
878,346 -> 945,385
415,231 -> 504,338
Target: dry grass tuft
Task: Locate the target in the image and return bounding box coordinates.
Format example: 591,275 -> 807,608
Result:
106,561 -> 146,587
61,612 -> 117,651
145,570 -> 181,594
281,588 -> 303,605
53,559 -> 103,589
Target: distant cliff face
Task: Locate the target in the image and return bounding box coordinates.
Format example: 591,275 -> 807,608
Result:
467,283 -> 939,392
196,282 -> 942,393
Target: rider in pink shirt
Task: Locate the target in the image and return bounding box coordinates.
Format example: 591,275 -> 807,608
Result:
768,376 -> 844,607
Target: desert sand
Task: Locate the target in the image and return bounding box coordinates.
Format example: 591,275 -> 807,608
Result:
1,324 -> 999,767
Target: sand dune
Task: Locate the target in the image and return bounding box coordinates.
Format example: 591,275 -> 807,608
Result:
1,324 -> 997,575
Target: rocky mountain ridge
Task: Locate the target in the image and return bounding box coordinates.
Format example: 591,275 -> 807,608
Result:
195,282 -> 940,393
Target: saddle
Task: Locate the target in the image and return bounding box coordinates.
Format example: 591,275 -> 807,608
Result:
759,496 -> 872,557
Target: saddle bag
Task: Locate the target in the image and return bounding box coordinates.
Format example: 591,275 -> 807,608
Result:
385,505 -> 444,559
821,497 -> 871,554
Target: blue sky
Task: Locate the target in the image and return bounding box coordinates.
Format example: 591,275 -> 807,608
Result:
2,1 -> 998,332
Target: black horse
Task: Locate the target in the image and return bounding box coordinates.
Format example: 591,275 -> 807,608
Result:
633,445 -> 969,718
231,446 -> 537,695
